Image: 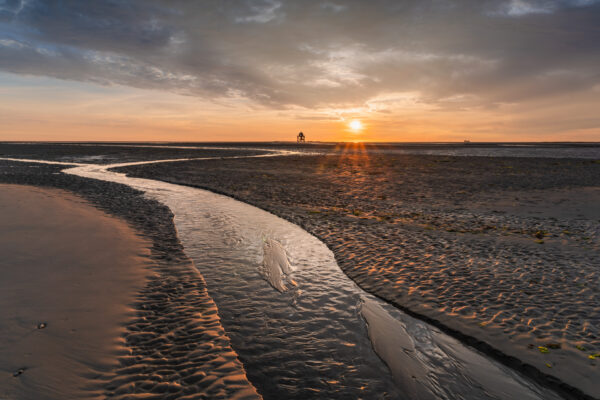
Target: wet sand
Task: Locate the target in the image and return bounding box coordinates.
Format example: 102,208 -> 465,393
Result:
0,142 -> 268,165
118,152 -> 600,399
61,160 -> 564,399
0,166 -> 260,400
1,144 -> 598,398
0,184 -> 151,399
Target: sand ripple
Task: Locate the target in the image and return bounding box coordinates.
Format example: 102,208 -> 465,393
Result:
70,161 -> 561,400
116,153 -> 600,398
99,259 -> 260,399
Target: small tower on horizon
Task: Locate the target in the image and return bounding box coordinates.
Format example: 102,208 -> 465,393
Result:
297,131 -> 305,143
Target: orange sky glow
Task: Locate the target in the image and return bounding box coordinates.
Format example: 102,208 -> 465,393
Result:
1,1 -> 598,142
2,72 -> 597,143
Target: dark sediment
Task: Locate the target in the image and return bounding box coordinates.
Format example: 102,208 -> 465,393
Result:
0,160 -> 259,399
0,142 -> 268,164
117,153 -> 600,399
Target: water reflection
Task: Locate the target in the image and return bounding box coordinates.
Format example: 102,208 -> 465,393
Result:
65,160 -> 561,400
0,156 -> 564,399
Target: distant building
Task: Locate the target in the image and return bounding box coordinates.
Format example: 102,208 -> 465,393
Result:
297,132 -> 305,143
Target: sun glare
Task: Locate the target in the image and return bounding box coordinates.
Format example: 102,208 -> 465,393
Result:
349,120 -> 363,131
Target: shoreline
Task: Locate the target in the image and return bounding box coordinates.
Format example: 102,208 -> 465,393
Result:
0,183 -> 151,399
1,145 -> 598,398
0,162 -> 260,399
116,153 -> 599,399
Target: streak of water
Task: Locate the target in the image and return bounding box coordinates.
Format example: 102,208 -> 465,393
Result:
18,141 -> 600,159
1,156 -> 564,399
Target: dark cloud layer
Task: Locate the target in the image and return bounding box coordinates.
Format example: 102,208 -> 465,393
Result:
1,0 -> 599,111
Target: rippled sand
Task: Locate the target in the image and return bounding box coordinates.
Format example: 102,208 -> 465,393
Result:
0,165 -> 259,399
61,160 -> 558,400
1,145 -> 597,398
119,152 -> 600,398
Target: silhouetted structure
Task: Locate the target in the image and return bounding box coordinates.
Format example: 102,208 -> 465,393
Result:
297,132 -> 305,143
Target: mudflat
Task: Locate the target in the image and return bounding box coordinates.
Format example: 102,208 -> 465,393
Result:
118,151 -> 600,398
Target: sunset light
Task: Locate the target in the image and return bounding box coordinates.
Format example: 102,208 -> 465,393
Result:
0,1 -> 598,142
0,1 -> 598,398
349,120 -> 363,131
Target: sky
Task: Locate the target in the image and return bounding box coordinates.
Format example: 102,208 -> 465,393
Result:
0,0 -> 599,142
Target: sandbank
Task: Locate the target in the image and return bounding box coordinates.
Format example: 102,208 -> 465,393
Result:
0,184 -> 151,399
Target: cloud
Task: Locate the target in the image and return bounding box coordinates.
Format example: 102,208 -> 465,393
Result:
234,0 -> 283,23
485,0 -> 600,17
0,0 -> 598,114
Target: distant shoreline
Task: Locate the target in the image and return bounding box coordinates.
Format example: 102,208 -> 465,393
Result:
1,140 -> 600,145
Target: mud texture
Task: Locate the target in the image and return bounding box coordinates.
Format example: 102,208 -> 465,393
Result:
118,152 -> 600,399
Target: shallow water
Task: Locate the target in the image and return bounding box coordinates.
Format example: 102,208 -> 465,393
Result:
1,156 -> 564,399
65,142 -> 600,159
368,146 -> 600,159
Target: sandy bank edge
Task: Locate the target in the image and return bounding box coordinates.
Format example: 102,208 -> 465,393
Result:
0,184 -> 153,399
0,162 -> 261,399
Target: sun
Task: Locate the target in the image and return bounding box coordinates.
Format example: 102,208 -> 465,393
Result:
349,120 -> 363,131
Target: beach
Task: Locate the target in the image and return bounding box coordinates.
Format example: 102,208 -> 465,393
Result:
117,147 -> 600,398
0,184 -> 151,399
0,160 -> 259,399
2,0 -> 598,397
3,0 -> 599,398
0,143 -> 599,399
